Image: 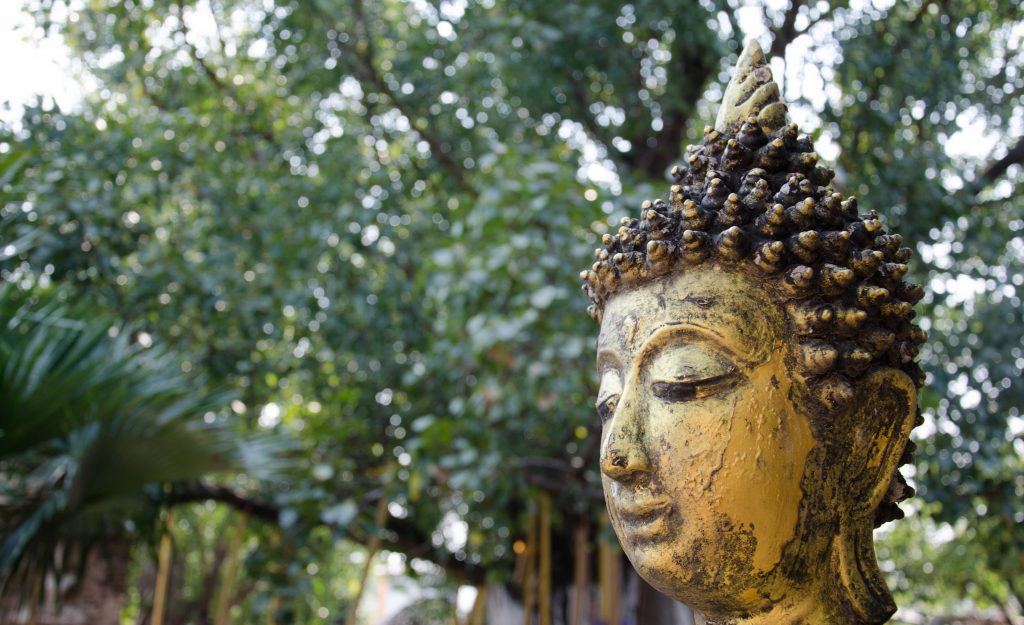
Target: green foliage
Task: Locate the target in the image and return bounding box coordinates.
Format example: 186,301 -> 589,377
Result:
0,287 -> 289,607
880,508 -> 1021,623
823,1 -> 1024,615
384,597 -> 454,625
1,0 -> 1022,621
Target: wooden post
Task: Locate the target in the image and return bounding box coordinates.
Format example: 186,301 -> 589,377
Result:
467,585 -> 488,625
598,512 -> 619,625
344,497 -> 389,625
265,597 -> 281,625
212,512 -> 249,625
538,493 -> 552,625
571,519 -> 589,625
521,506 -> 537,625
27,575 -> 40,625
152,510 -> 175,625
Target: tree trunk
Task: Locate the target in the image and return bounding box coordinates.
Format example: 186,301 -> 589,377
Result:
68,541 -> 132,624
0,540 -> 132,625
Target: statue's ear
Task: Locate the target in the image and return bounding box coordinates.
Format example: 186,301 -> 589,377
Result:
836,368 -> 917,515
831,368 -> 917,623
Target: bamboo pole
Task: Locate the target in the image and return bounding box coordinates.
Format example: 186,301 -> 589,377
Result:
265,528 -> 282,625
265,597 -> 281,625
152,510 -> 175,625
538,494 -> 551,625
571,519 -> 589,625
512,538 -> 527,586
27,574 -> 40,625
598,512 -> 619,625
212,512 -> 249,625
521,506 -> 537,625
343,497 -> 389,625
467,585 -> 488,625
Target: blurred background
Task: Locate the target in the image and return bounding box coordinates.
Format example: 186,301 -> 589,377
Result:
1,0 -> 1022,624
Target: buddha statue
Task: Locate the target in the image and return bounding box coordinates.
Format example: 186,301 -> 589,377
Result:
579,42 -> 926,625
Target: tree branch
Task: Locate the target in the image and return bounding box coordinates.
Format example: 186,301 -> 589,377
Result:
801,4 -> 839,35
167,483 -> 281,523
631,37 -> 716,180
978,583 -> 1022,625
320,0 -> 476,197
171,1 -> 275,145
175,0 -> 228,91
769,1 -> 838,63
515,457 -> 603,500
719,3 -> 745,51
567,72 -> 615,151
976,135 -> 1024,191
768,0 -> 807,60
165,481 -> 487,583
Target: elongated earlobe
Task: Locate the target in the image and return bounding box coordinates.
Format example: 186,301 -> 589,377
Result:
832,368 -> 917,624
841,368 -> 917,513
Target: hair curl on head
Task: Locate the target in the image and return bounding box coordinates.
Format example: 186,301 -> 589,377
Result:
579,53 -> 926,528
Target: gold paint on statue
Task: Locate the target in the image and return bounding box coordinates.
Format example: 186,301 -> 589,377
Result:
581,41 -> 925,625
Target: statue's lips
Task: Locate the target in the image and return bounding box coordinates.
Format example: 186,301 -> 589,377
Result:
614,499 -> 673,539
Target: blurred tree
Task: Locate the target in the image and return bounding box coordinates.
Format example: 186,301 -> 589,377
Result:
1,0 -> 1021,622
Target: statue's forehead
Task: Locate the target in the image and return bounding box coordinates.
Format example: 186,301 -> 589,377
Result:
597,268 -> 780,364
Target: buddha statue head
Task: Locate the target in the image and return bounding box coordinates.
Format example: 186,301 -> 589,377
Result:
579,42 -> 925,625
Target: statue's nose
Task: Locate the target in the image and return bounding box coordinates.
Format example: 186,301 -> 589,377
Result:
600,394 -> 652,481
600,445 -> 652,481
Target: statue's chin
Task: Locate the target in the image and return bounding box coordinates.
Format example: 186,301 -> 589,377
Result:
625,546 -> 776,619
637,573 -> 735,619
638,569 -> 696,606
624,551 -> 707,609
613,524 -> 713,608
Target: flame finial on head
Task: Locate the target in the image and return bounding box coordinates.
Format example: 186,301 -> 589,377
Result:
715,41 -> 788,134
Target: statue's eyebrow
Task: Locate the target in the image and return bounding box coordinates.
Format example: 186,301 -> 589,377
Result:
596,348 -> 623,373
633,321 -> 767,369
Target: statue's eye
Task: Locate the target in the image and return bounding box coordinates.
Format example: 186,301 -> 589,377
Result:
596,394 -> 619,423
648,343 -> 740,402
651,370 -> 741,402
596,369 -> 622,424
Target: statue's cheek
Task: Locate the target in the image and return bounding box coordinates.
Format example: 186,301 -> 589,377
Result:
646,434 -> 719,497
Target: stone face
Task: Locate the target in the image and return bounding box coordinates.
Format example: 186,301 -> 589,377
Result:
581,41 -> 924,625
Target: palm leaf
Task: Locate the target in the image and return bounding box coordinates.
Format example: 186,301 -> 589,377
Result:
0,287 -> 291,609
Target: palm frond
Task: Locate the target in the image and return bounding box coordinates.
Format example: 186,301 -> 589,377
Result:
0,287 -> 292,609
